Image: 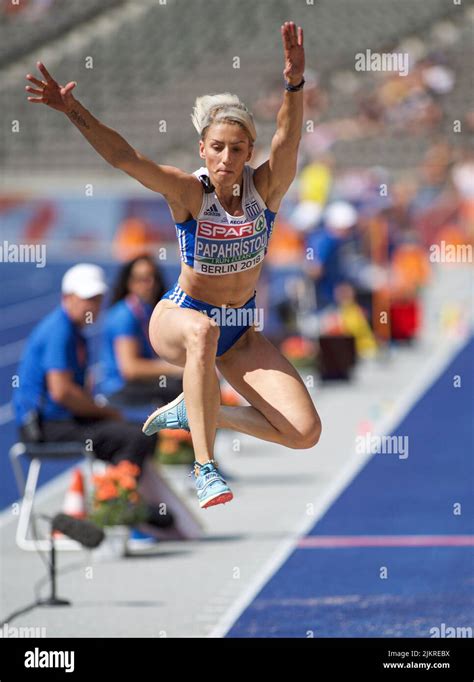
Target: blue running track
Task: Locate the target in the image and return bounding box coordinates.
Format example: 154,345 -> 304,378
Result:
227,337 -> 474,637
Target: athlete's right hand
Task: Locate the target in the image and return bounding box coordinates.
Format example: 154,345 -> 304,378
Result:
25,61 -> 77,113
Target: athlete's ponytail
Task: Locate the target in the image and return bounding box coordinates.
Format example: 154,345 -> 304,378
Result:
191,93 -> 257,143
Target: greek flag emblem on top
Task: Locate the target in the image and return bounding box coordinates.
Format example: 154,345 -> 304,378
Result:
246,200 -> 260,219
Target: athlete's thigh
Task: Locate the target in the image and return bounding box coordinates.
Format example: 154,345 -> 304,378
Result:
148,300 -> 216,367
216,326 -> 320,436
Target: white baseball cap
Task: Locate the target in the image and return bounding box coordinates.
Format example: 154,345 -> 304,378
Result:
324,201 -> 358,230
61,264 -> 108,299
291,201 -> 323,232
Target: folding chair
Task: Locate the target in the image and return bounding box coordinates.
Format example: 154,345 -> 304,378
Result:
9,441 -> 94,552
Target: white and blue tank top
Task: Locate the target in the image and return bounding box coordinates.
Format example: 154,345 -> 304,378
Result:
175,164 -> 276,275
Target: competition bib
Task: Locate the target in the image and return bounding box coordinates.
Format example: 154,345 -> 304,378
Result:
194,213 -> 267,275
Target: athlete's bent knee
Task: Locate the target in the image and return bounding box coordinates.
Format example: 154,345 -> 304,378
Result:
285,416 -> 322,450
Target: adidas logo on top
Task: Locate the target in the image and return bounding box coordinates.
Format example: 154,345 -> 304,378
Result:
204,203 -> 220,216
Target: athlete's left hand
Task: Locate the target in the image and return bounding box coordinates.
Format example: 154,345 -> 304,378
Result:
281,21 -> 305,85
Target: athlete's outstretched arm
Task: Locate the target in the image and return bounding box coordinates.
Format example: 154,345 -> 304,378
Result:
25,61 -> 198,205
254,21 -> 305,208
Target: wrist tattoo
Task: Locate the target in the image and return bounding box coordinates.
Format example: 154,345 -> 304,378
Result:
68,109 -> 90,129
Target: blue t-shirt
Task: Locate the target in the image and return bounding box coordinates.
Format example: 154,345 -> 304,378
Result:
306,228 -> 346,308
99,297 -> 154,395
13,306 -> 88,425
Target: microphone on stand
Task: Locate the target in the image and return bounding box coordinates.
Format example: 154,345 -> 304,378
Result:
52,513 -> 105,549
1,513 -> 107,621
33,513 -> 105,607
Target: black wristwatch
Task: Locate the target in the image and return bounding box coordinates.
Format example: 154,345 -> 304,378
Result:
285,77 -> 305,92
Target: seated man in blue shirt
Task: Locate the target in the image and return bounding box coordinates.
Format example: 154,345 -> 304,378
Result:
13,264 -> 174,542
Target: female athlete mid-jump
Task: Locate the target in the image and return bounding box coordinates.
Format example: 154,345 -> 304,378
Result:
26,21 -> 321,509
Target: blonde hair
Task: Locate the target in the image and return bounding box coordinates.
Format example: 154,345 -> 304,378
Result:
191,93 -> 257,143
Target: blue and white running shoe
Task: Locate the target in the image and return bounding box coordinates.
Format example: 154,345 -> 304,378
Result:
142,392 -> 189,435
191,460 -> 233,509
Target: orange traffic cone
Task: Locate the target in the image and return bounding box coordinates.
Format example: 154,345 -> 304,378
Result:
53,469 -> 86,540
63,468 -> 86,519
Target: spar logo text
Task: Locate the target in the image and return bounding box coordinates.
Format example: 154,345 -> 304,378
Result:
197,221 -> 255,239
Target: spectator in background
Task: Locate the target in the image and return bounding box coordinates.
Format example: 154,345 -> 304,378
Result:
390,232 -> 431,300
305,201 -> 359,309
13,264 -> 175,544
113,216 -> 153,262
298,156 -> 333,206
411,140 -> 453,215
100,254 -> 183,408
333,282 -> 377,358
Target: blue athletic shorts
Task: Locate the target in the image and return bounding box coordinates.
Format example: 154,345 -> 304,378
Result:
161,281 -> 257,356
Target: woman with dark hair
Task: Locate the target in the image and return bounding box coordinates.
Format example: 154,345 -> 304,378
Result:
109,253 -> 165,308
100,254 -> 183,407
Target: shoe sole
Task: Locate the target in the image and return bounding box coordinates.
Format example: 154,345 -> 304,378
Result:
200,491 -> 234,508
142,392 -> 186,435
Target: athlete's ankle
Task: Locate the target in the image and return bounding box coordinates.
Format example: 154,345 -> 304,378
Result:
194,458 -> 218,467
193,458 -> 218,475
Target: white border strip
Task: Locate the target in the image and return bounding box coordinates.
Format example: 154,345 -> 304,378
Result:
209,331 -> 472,638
